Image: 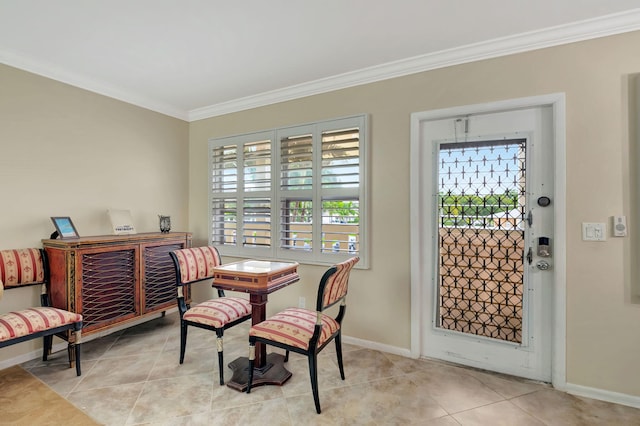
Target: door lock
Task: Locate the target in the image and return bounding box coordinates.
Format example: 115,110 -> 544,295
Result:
536,260 -> 551,270
526,247 -> 533,265
537,237 -> 551,257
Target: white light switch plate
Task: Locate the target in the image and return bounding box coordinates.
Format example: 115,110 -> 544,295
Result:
582,222 -> 606,241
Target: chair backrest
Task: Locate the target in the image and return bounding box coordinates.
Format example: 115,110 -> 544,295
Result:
0,248 -> 46,289
317,256 -> 359,311
170,246 -> 222,286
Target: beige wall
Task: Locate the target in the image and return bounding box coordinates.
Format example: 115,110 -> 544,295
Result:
2,30 -> 640,398
190,31 -> 640,397
0,64 -> 189,362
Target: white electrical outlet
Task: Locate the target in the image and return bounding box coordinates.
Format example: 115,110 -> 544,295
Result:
298,296 -> 306,308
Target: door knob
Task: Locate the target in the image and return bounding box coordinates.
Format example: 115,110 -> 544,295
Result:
536,260 -> 550,270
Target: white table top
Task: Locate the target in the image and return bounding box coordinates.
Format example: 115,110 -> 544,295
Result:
214,260 -> 298,275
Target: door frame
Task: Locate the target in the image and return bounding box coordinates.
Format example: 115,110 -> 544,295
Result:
409,93 -> 566,387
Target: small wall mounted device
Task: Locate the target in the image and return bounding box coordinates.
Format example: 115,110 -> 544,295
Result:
612,215 -> 627,237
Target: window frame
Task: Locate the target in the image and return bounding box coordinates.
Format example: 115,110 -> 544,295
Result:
208,114 -> 368,268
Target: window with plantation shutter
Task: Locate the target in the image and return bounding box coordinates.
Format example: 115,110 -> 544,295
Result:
209,133 -> 272,252
244,140 -> 271,192
280,133 -> 313,191
209,115 -> 367,267
321,128 -> 360,189
211,198 -> 237,245
279,129 -> 314,252
320,127 -> 360,255
210,145 -> 238,246
242,140 -> 271,248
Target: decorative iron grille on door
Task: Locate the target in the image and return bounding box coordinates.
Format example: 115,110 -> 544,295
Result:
437,139 -> 526,343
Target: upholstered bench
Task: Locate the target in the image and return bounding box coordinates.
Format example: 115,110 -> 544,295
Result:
0,248 -> 83,375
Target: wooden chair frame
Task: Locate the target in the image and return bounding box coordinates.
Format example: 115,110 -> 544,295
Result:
247,257 -> 358,413
169,247 -> 252,385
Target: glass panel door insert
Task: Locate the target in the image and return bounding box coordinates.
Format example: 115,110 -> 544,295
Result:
437,139 -> 526,343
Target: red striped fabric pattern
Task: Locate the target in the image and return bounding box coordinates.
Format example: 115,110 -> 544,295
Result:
322,256 -> 359,309
183,297 -> 251,328
249,308 -> 340,350
0,307 -> 82,342
173,247 -> 221,284
0,248 -> 45,288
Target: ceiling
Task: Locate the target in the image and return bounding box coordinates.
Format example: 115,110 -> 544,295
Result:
1,1 -> 639,121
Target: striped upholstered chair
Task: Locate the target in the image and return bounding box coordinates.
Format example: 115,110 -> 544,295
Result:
247,256 -> 359,413
0,248 -> 83,375
169,246 -> 252,385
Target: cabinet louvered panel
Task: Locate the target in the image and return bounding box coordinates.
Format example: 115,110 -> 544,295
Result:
143,243 -> 182,312
81,249 -> 137,330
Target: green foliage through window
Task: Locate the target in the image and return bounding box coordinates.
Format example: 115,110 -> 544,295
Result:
439,189 -> 521,227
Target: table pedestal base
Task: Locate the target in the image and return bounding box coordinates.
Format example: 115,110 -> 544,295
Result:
226,353 -> 292,392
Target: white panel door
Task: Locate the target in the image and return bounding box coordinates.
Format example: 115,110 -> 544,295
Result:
416,106 -> 554,381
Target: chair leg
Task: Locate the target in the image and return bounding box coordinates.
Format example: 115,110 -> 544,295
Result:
246,341 -> 256,393
74,343 -> 81,376
284,350 -> 289,362
66,341 -> 74,368
179,322 -> 188,364
335,333 -> 345,380
216,333 -> 224,385
42,335 -> 52,361
308,353 -> 321,414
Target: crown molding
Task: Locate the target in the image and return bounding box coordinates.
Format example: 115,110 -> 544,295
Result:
0,50 -> 189,120
189,8 -> 640,122
3,9 -> 639,122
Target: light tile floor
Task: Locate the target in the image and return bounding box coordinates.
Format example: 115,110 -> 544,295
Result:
22,313 -> 640,425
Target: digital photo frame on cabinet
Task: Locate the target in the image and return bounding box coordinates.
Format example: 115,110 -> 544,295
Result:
50,216 -> 80,239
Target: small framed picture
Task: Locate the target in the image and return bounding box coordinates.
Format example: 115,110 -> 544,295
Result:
50,217 -> 80,239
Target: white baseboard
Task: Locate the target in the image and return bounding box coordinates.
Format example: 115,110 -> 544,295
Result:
343,335 -> 415,359
0,341 -> 67,370
343,334 -> 640,410
562,382 -> 640,409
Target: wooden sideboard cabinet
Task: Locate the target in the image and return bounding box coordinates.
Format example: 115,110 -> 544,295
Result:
43,232 -> 191,336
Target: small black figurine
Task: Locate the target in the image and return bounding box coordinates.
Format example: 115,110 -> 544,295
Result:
159,215 -> 171,233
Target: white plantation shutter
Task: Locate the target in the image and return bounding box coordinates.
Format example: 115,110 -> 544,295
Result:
321,128 -> 360,189
320,125 -> 361,255
209,132 -> 273,255
241,140 -> 272,248
211,145 -> 238,246
242,197 -> 271,247
209,115 -> 367,266
279,129 -> 314,252
211,144 -> 237,193
243,140 -> 271,192
211,198 -> 237,245
280,133 -> 313,191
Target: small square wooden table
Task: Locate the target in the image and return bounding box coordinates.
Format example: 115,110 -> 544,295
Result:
211,260 -> 300,391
